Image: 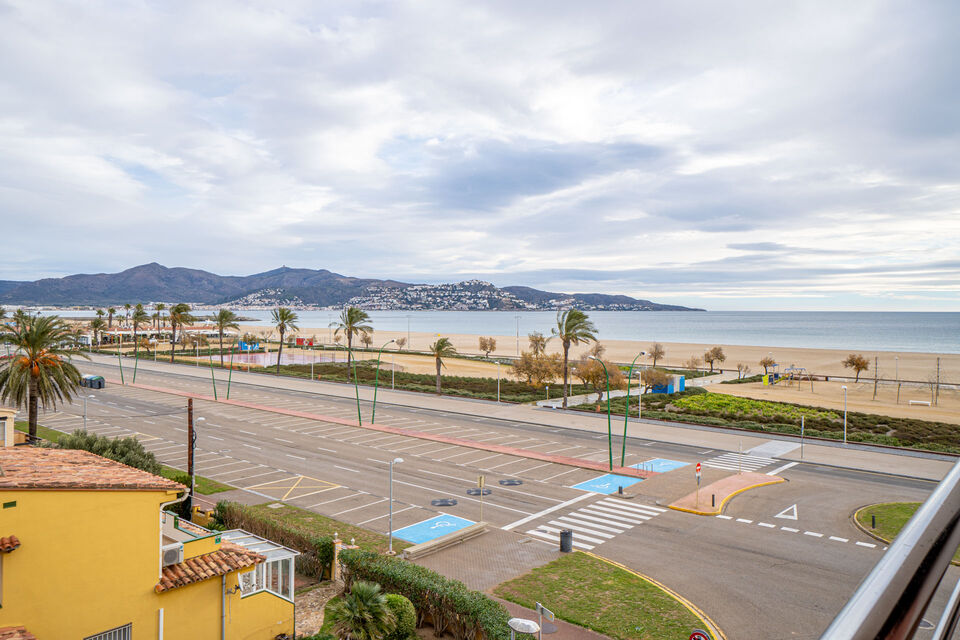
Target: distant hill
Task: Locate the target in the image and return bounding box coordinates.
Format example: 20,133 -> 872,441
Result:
0,263 -> 704,311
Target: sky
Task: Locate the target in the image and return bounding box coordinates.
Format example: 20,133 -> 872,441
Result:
1,1 -> 958,311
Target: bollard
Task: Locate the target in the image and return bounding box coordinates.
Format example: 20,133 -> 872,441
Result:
712,494 -> 716,507
618,485 -> 623,495
559,529 -> 573,553
872,515 -> 876,529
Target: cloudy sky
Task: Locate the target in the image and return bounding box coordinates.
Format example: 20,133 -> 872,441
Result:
1,1 -> 958,310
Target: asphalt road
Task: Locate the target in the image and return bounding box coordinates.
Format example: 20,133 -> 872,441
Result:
42,358 -> 950,638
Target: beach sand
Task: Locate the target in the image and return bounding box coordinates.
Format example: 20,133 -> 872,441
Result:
240,325 -> 959,384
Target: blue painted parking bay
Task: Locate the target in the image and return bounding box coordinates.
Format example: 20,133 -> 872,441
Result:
633,458 -> 689,473
571,474 -> 644,495
392,514 -> 476,544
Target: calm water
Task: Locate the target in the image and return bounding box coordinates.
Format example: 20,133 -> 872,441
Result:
37,309 -> 960,353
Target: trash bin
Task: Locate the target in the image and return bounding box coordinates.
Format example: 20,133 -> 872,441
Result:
559,529 -> 573,553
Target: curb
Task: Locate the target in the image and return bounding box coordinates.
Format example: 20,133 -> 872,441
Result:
580,551 -> 727,640
850,503 -> 957,565
669,477 -> 786,516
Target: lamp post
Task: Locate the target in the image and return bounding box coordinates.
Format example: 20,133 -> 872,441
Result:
621,351 -> 646,467
589,356 -> 614,471
83,394 -> 95,431
191,416 -> 205,504
348,346 -> 362,426
371,339 -> 396,423
841,385 -> 848,444
497,361 -> 501,403
388,457 -> 404,555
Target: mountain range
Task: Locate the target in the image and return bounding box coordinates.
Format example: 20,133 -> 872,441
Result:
0,263 -> 702,311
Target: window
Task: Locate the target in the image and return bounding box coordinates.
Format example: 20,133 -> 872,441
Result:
239,558 -> 292,599
84,623 -> 132,640
239,564 -> 263,595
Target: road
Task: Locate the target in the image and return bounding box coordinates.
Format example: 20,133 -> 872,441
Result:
41,357 -> 952,638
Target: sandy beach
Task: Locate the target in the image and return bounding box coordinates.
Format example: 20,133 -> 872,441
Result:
240,325 -> 959,384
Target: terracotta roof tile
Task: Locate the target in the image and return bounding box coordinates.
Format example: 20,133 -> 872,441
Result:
0,535 -> 20,553
156,542 -> 265,593
0,627 -> 38,640
0,448 -> 185,491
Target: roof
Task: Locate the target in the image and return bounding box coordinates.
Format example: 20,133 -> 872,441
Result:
0,627 -> 38,640
0,448 -> 185,491
0,535 -> 20,553
156,542 -> 265,593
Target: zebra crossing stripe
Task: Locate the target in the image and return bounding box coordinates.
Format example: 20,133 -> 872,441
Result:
596,500 -> 664,516
565,512 -> 634,528
548,520 -> 615,539
554,516 -> 626,534
524,529 -> 594,549
583,505 -> 651,522
536,524 -> 607,545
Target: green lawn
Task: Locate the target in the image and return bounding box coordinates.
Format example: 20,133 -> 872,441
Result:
160,465 -> 233,495
15,421 -> 66,443
245,502 -> 410,554
856,502 -> 960,562
493,552 -> 705,640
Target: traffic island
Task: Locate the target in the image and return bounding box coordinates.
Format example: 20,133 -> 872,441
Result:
669,472 -> 785,516
853,503 -> 960,564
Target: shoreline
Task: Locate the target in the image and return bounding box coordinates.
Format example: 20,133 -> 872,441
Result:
239,325 -> 959,383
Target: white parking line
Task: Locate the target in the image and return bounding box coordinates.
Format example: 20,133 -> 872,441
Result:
334,465 -> 360,473
333,498 -> 388,516
357,505 -> 416,525
307,494 -> 356,508
287,454 -> 306,460
541,468 -> 578,482
243,444 -> 262,450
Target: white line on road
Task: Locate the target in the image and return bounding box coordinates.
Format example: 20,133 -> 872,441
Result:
317,447 -> 337,453
334,465 -> 360,473
736,518 -> 753,524
767,462 -> 799,476
287,454 -> 306,460
502,493 -> 595,530
829,536 -> 849,542
208,435 -> 224,441
781,527 -> 799,533
357,506 -> 416,525
275,438 -> 294,444
758,522 -> 776,528
804,531 -> 824,538
715,515 -> 733,520
856,541 -> 877,548
333,498 -> 388,516
541,468 -> 578,482
243,444 -> 262,450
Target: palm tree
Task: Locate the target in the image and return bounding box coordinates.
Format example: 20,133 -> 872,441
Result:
551,308 -> 598,408
271,308 -> 299,373
107,307 -> 116,329
330,307 -> 372,367
123,303 -> 132,327
13,309 -> 32,329
427,337 -> 456,394
0,315 -> 88,439
0,306 -> 6,324
326,580 -> 396,640
155,302 -> 166,330
213,309 -> 240,366
89,318 -> 106,347
131,304 -> 150,359
168,303 -> 193,362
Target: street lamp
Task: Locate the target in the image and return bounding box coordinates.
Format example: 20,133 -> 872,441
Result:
588,355 -> 614,471
193,416 -> 206,501
841,385 -> 848,444
347,346 -> 362,426
371,339 -> 396,423
388,457 -> 404,555
621,351 -> 646,467
82,394 -> 96,431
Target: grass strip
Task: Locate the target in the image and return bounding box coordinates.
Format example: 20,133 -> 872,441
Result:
493,551 -> 703,640
245,502 -> 410,554
14,421 -> 66,443
160,465 -> 233,495
855,502 -> 960,563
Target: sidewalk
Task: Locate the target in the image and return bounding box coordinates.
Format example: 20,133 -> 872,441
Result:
86,354 -> 956,481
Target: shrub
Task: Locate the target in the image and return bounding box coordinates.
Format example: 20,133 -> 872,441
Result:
339,549 -> 511,640
385,593 -> 417,640
56,430 -> 162,474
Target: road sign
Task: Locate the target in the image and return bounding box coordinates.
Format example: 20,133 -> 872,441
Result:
478,475 -> 485,489
690,630 -> 710,640
536,602 -> 555,622
696,462 -> 701,487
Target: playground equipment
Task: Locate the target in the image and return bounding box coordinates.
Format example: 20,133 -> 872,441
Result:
766,365 -> 814,391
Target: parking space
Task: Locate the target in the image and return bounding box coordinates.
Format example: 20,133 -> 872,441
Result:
571,473 -> 645,494
392,514 -> 476,544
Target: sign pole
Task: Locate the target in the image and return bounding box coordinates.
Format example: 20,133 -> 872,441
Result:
478,475 -> 485,522
696,462 -> 702,507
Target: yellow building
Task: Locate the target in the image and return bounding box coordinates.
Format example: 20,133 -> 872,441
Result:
0,447 -> 297,639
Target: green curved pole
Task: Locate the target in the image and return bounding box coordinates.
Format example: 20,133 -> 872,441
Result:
117,347 -> 125,385
592,357 -> 613,471
371,339 -> 395,424
207,348 -> 218,401
348,346 -> 362,426
622,352 -> 644,466
132,341 -> 139,384
226,337 -> 237,399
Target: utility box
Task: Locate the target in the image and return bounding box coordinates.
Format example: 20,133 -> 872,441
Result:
80,375 -> 105,389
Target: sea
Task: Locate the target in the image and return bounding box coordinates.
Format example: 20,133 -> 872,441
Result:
34,309 -> 960,354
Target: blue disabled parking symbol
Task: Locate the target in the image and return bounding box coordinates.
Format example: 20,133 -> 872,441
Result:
392,514 -> 476,544
571,474 -> 644,495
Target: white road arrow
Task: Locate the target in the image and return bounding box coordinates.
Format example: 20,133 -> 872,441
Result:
775,504 -> 798,520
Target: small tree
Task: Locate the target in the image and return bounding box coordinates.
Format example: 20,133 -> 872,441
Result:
842,353 -> 870,382
361,333 -> 374,349
684,356 -> 702,371
428,337 -> 456,394
511,352 -> 561,388
736,363 -> 750,379
641,368 -> 672,393
528,332 -> 547,357
57,430 -> 162,474
703,346 -> 726,373
384,593 -> 416,640
326,580 -> 396,640
648,343 -> 665,367
478,336 -> 496,357
574,355 -> 625,404
759,356 -> 776,374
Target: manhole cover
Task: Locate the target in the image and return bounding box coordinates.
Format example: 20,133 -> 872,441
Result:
499,479 -> 523,486
466,488 -> 492,496
431,498 -> 458,507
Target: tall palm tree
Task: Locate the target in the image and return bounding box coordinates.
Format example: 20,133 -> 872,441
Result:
0,306 -> 6,324
89,318 -> 106,347
130,304 -> 150,359
326,581 -> 396,640
427,337 -> 456,394
13,309 -> 32,329
168,303 -> 193,362
213,309 -> 240,366
551,308 -> 598,408
107,307 -> 116,329
271,308 -> 299,373
0,315 -> 88,438
155,302 -> 166,330
330,307 -> 372,367
123,303 -> 132,327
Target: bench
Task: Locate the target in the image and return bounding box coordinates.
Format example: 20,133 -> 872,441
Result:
909,400 -> 932,406
400,522 -> 488,560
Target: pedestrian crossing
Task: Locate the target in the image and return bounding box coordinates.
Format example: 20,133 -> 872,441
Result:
524,498 -> 667,550
703,452 -> 776,473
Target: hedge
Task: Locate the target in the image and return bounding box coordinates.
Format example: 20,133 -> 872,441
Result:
216,502 -> 334,579
340,549 -> 512,640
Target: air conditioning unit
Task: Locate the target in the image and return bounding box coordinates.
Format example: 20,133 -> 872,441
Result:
161,542 -> 183,567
